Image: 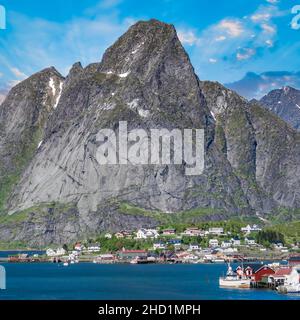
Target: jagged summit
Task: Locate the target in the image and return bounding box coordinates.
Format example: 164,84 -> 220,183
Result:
64,62 -> 83,86
259,85 -> 300,130
98,19 -> 191,81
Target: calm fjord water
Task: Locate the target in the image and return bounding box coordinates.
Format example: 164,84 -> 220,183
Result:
0,263 -> 299,300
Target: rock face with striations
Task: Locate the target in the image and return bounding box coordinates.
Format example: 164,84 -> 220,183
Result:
0,20 -> 300,246
200,81 -> 300,215
0,67 -> 64,210
258,86 -> 300,130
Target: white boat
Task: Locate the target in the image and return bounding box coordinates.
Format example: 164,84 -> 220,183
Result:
63,262 -> 69,267
278,283 -> 300,293
286,283 -> 300,293
219,263 -> 251,288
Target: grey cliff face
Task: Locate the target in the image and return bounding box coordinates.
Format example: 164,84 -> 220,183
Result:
0,20 -> 299,246
200,81 -> 300,214
0,67 -> 64,212
259,86 -> 300,131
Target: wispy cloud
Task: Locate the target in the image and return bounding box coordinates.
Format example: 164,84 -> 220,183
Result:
216,19 -> 244,37
236,48 -> 256,61
98,0 -> 123,9
266,0 -> 279,4
10,67 -> 27,78
183,2 -> 289,81
209,58 -> 217,64
261,23 -> 276,34
177,29 -> 200,45
0,8 -> 133,89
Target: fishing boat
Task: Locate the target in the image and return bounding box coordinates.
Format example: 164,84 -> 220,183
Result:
219,263 -> 251,288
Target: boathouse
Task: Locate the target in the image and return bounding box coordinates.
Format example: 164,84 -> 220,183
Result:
242,264 -> 275,287
268,267 -> 299,288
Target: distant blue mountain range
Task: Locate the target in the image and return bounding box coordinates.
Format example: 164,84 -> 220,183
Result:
226,71 -> 300,100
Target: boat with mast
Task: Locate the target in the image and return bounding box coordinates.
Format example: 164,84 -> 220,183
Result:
219,261 -> 251,288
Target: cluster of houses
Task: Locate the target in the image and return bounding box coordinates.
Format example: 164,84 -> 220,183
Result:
46,242 -> 101,258
136,226 -> 260,253
45,224 -> 299,263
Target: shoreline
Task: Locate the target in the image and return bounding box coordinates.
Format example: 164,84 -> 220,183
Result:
0,257 -> 286,265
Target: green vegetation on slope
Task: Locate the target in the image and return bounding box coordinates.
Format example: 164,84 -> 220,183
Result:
0,127 -> 43,213
266,221 -> 300,245
119,202 -> 263,225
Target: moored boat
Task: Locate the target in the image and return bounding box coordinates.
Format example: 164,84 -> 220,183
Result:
219,263 -> 251,288
277,283 -> 300,293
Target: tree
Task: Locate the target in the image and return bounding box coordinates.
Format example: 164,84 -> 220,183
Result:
256,230 -> 285,246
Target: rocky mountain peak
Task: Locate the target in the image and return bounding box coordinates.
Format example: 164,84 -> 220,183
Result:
0,67 -> 64,133
65,62 -> 83,86
98,19 -> 192,81
200,81 -> 248,120
259,86 -> 300,130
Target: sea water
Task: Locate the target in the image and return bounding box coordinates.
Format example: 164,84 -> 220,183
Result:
0,262 -> 299,300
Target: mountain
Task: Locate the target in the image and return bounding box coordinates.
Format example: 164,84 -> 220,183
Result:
258,86 -> 300,131
0,20 -> 300,246
0,67 -> 64,211
226,71 -> 300,100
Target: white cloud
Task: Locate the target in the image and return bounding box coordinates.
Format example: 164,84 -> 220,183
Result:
98,0 -> 123,9
1,11 -> 134,80
266,0 -> 279,4
10,67 -> 27,78
215,35 -> 226,41
261,23 -> 276,34
177,29 -> 200,45
209,58 -> 217,64
251,13 -> 272,22
186,1 -> 286,79
265,39 -> 274,47
236,48 -> 256,61
216,19 -> 244,37
251,4 -> 287,23
84,0 -> 123,14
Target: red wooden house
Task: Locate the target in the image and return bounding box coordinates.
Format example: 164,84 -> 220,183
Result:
244,264 -> 275,282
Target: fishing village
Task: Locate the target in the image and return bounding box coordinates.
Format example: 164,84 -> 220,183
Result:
1,222 -> 300,295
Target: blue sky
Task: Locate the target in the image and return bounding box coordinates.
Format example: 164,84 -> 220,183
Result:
0,0 -> 300,100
